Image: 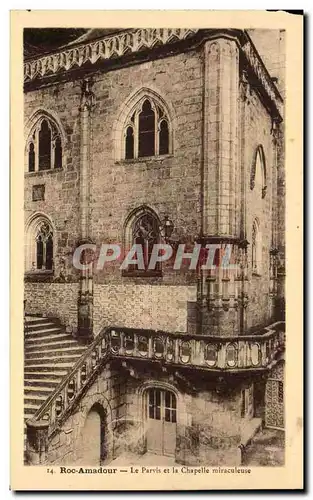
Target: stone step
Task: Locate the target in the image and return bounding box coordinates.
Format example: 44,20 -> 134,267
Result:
25,386 -> 55,396
25,338 -> 79,352
24,370 -> 68,379
25,317 -> 60,328
24,393 -> 52,405
25,361 -> 78,370
25,347 -> 85,360
25,332 -> 76,345
25,355 -> 83,366
25,327 -> 63,338
25,315 -> 58,322
25,322 -> 61,332
24,378 -> 62,388
25,316 -> 46,322
24,403 -> 42,415
25,358 -> 82,369
23,316 -> 88,458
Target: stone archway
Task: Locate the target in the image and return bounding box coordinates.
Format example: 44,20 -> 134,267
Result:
138,381 -> 186,458
79,403 -> 107,465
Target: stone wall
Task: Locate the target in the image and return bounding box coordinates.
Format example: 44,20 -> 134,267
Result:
38,361 -> 262,467
243,86 -> 276,332
93,284 -> 197,334
24,50 -> 204,274
24,50 -> 202,333
24,282 -> 79,330
47,367 -> 129,465
24,81 -> 81,281
90,51 -> 202,270
24,36 -> 284,337
124,369 -> 254,466
24,281 -> 197,335
177,389 -> 243,465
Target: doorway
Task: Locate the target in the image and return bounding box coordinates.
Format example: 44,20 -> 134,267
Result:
145,388 -> 177,456
79,403 -> 106,465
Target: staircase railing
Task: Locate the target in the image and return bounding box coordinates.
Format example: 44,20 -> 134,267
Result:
30,326 -> 111,432
28,321 -> 285,436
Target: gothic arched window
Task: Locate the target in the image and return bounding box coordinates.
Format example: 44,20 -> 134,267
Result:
138,99 -> 155,157
123,207 -> 161,276
54,136 -> 63,169
159,119 -> 169,155
125,126 -> 134,160
123,97 -> 170,160
250,145 -> 267,198
38,119 -> 52,170
35,222 -> 53,270
251,218 -> 262,275
25,215 -> 54,273
26,115 -> 63,172
28,142 -> 35,172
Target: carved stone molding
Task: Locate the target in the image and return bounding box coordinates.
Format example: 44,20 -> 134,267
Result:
241,41 -> 283,119
24,28 -> 199,82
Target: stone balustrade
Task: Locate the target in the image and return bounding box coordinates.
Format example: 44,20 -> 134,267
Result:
109,323 -> 285,372
28,322 -> 285,432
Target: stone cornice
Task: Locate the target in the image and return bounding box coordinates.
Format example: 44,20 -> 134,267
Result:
24,27 -> 283,120
241,30 -> 283,121
24,28 -> 198,81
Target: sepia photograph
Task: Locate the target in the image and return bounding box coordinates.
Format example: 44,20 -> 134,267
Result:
9,10 -> 303,491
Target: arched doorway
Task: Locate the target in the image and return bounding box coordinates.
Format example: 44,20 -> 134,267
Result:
80,403 -> 106,465
145,388 -> 177,457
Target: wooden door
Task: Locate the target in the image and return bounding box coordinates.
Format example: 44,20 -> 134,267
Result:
146,388 -> 177,456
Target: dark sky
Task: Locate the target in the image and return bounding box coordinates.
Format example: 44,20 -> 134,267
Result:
24,28 -> 88,58
23,28 -> 127,58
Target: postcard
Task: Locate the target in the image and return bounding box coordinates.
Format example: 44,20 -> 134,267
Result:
10,9 -> 303,490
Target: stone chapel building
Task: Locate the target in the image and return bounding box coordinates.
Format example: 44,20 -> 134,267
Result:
23,28 -> 285,466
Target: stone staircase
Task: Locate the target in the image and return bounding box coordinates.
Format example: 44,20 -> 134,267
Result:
24,316 -> 87,450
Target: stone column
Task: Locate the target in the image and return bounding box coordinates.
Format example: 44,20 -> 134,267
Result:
269,120 -> 280,319
274,121 -> 285,320
198,37 -> 241,336
237,70 -> 251,334
203,38 -> 239,237
77,78 -> 95,343
26,420 -> 49,465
